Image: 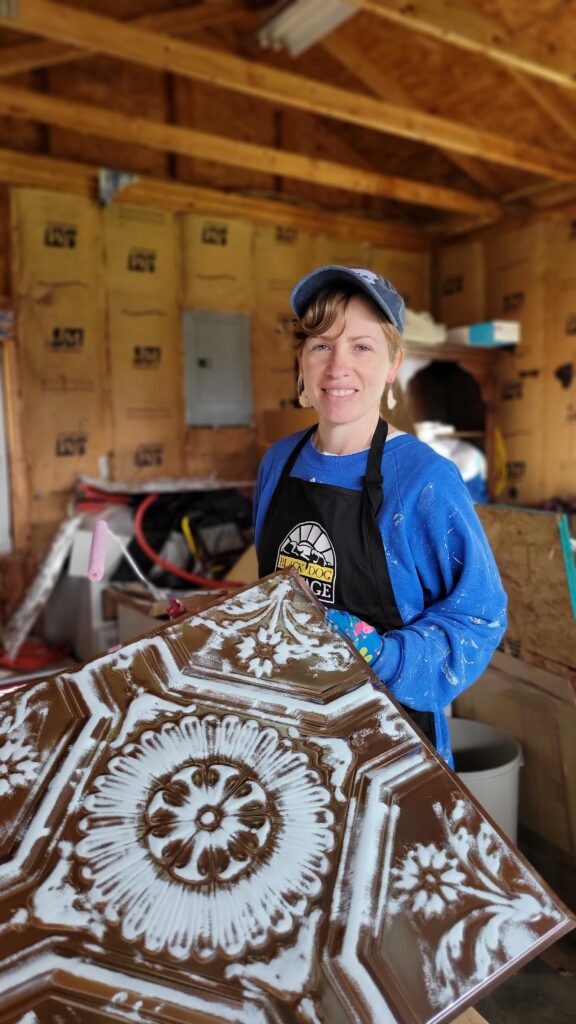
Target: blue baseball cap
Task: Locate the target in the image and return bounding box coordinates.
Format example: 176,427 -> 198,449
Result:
290,265 -> 405,333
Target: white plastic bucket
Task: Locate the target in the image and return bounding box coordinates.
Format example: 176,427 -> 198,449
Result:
448,718 -> 523,843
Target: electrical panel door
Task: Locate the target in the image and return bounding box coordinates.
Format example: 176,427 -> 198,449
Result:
183,310 -> 252,426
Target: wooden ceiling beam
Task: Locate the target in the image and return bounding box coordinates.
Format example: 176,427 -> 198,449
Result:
0,83 -> 500,216
350,0 -> 576,91
507,70 -> 576,145
0,1 -> 253,78
322,31 -> 505,197
0,1 -> 575,180
0,146 -> 430,249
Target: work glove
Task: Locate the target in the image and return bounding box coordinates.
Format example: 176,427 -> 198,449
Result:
325,608 -> 384,664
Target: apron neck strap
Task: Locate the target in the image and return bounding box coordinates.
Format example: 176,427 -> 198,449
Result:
363,418 -> 388,516
281,425 -> 317,478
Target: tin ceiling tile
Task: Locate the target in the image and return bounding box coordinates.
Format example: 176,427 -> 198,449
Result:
0,571 -> 573,1023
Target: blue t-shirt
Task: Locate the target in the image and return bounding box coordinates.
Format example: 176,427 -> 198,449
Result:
253,431 -> 507,767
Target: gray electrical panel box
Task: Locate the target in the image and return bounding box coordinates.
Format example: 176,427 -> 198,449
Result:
182,310 -> 253,427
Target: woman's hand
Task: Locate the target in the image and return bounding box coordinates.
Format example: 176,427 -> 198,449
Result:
325,608 -> 384,664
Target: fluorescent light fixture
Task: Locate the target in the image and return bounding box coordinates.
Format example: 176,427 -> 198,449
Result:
258,0 -> 356,57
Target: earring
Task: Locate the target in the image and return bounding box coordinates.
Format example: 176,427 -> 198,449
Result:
386,384 -> 397,410
297,371 -> 312,409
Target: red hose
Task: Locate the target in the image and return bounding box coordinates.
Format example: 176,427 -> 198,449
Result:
133,493 -> 244,589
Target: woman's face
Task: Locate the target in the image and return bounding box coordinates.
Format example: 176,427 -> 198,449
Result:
299,295 -> 402,430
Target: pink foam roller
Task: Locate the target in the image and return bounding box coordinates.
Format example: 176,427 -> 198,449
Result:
88,520 -> 109,582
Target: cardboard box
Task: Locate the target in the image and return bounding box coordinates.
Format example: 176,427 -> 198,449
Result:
181,215 -> 253,312
454,651 -> 576,857
104,204 -> 177,298
107,584 -> 224,643
434,241 -> 485,327
446,320 -> 520,347
371,246 -> 430,311
224,543 -> 258,584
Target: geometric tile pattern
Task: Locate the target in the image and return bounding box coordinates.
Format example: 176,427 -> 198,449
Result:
0,571 -> 573,1024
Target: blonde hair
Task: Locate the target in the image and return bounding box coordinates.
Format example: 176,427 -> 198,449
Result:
293,286 -> 403,363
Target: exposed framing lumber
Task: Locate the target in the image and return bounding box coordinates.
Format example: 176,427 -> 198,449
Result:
0,0 -> 253,78
0,147 -> 430,249
322,31 -> 505,197
0,84 -> 500,216
507,70 -> 576,145
0,1 -> 575,180
350,0 -> 576,91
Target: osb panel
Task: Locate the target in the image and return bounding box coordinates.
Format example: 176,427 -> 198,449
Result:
475,0 -> 576,60
331,12 -> 576,167
0,573 -> 572,1023
172,77 -> 276,193
477,505 -> 576,675
47,56 -> 169,177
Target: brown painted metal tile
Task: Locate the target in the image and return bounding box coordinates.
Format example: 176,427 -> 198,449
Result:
0,571 -> 573,1023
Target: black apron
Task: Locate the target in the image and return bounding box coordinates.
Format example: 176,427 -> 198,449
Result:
257,417 -> 436,746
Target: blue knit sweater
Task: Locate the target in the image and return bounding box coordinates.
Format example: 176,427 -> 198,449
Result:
253,431 -> 507,767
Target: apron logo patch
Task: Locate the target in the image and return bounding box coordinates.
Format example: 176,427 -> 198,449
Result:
276,521 -> 336,603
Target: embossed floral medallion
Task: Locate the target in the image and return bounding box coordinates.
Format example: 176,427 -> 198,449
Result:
387,798 -> 566,1007
0,694 -> 44,800
75,712 -> 336,961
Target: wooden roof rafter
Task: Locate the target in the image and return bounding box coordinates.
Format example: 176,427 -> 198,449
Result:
321,29 -> 506,198
0,0 -> 256,78
344,0 -> 576,200
0,82 -> 501,216
0,0 -> 575,185
350,0 -> 576,91
0,145 -> 430,249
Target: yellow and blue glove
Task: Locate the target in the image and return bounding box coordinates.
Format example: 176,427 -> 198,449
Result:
325,608 -> 384,664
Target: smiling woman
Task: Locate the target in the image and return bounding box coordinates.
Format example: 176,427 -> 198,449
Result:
297,291 -> 403,453
253,265 -> 508,768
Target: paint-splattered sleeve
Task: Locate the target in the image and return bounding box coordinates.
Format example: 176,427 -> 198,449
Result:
370,456 -> 507,712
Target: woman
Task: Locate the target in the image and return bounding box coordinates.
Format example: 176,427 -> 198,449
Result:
253,266 -> 507,766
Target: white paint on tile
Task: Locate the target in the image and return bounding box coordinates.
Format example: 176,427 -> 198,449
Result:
75,714 -> 336,961
225,908 -> 323,998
